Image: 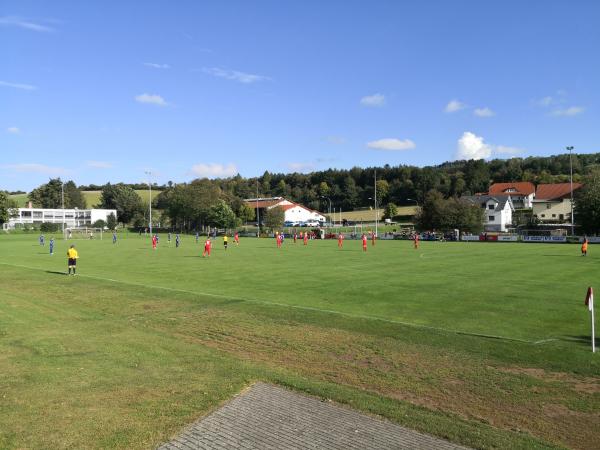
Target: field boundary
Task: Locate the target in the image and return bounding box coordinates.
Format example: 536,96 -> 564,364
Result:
0,261 -> 554,345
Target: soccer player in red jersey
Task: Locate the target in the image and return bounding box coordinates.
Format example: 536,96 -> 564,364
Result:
202,237 -> 211,257
293,232 -> 297,244
303,232 -> 308,245
371,230 -> 376,246
414,233 -> 420,249
276,232 -> 282,248
234,232 -> 239,246
338,233 -> 344,248
362,233 -> 367,252
152,234 -> 157,250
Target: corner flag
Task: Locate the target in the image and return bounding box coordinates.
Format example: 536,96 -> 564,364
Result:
585,287 -> 595,353
586,287 -> 594,311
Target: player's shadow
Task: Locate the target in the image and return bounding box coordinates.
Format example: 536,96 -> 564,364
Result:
541,254 -> 585,258
45,270 -> 68,276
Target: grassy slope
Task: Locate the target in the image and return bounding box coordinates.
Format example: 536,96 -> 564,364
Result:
0,234 -> 598,449
9,190 -> 153,208
338,206 -> 416,221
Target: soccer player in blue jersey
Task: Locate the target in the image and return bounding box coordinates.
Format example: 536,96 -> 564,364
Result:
49,237 -> 54,255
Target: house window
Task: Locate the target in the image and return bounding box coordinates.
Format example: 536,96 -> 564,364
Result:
559,214 -> 564,220
488,216 -> 495,221
552,214 -> 556,218
488,204 -> 494,210
541,214 -> 546,218
546,203 -> 551,209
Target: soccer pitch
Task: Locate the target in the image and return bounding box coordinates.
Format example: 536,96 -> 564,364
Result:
1,233 -> 599,449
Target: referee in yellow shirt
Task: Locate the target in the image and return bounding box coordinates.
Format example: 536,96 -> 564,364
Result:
67,244 -> 79,275
223,234 -> 228,251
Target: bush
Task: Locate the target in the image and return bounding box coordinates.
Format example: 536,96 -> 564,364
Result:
40,222 -> 61,232
92,219 -> 107,228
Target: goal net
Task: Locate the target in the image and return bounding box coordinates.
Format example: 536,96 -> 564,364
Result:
64,227 -> 104,240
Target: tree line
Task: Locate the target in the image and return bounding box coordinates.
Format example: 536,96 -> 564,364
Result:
3,151 -> 600,233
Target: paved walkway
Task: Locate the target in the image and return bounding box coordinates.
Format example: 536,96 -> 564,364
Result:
158,383 -> 468,450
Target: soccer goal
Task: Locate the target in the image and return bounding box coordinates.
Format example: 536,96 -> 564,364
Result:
64,227 -> 104,240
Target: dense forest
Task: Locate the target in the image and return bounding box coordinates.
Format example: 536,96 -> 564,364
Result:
78,152 -> 599,213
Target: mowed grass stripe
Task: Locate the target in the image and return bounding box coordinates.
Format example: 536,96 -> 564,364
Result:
0,260 -> 541,344
1,262 -> 592,449
1,234 -> 596,342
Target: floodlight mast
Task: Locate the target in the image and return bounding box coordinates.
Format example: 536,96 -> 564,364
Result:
567,146 -> 574,235
145,171 -> 152,236
61,181 -> 65,239
256,180 -> 260,237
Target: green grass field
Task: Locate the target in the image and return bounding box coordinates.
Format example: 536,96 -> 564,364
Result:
1,234 -> 598,449
9,190 -> 155,208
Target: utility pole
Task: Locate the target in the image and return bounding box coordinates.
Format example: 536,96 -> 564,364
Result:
256,180 -> 260,237
145,171 -> 153,236
374,169 -> 378,237
61,180 -> 65,239
567,146 -> 574,235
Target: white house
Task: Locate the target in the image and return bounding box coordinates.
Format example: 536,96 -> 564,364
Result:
3,207 -> 117,230
244,197 -> 326,224
488,182 -> 535,209
463,195 -> 514,232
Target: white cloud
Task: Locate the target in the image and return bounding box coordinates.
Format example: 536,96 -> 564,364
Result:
0,80 -> 37,90
456,132 -> 492,160
367,138 -> 416,151
537,96 -> 554,107
203,67 -> 271,84
445,99 -> 466,113
190,163 -> 238,178
135,93 -> 168,106
360,94 -> 386,107
87,161 -> 112,169
1,163 -> 68,175
0,16 -> 55,32
551,106 -> 585,117
495,145 -> 523,156
325,135 -> 346,145
6,127 -> 20,134
143,62 -> 170,69
474,107 -> 495,117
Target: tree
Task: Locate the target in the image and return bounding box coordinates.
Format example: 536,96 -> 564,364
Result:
92,219 -> 106,228
63,181 -> 86,208
106,213 -> 117,230
575,171 -> 600,234
375,179 -> 389,203
237,202 -> 255,223
98,183 -> 143,225
207,200 -> 238,229
415,190 -> 483,233
0,191 -> 18,224
28,178 -> 86,209
264,206 -> 285,230
383,203 -> 398,220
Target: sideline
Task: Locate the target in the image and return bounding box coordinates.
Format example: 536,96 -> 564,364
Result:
1,261 -> 552,345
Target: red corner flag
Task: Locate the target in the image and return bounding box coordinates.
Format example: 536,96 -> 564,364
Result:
586,287 -> 594,312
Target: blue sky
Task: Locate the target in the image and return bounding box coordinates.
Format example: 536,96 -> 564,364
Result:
1,1 -> 599,191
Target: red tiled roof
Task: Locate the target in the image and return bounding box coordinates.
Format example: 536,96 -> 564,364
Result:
244,199 -> 282,209
489,182 -> 535,196
535,183 -> 583,200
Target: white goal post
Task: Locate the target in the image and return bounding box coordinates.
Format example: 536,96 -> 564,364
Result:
64,227 -> 104,240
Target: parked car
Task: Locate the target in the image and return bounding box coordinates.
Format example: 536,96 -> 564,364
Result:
304,220 -> 320,227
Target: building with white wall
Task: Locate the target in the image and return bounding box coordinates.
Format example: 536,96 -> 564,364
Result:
463,195 -> 514,232
244,197 -> 326,225
3,208 -> 117,230
488,182 -> 535,209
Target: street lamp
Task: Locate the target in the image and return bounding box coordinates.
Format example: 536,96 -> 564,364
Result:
567,146 -> 574,235
61,180 -> 65,239
320,196 -> 332,226
145,171 -> 153,236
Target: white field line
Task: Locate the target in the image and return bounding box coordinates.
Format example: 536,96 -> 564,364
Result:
1,261 -> 551,345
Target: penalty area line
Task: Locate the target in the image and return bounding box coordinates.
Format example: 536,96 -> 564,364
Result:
0,261 -> 548,345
